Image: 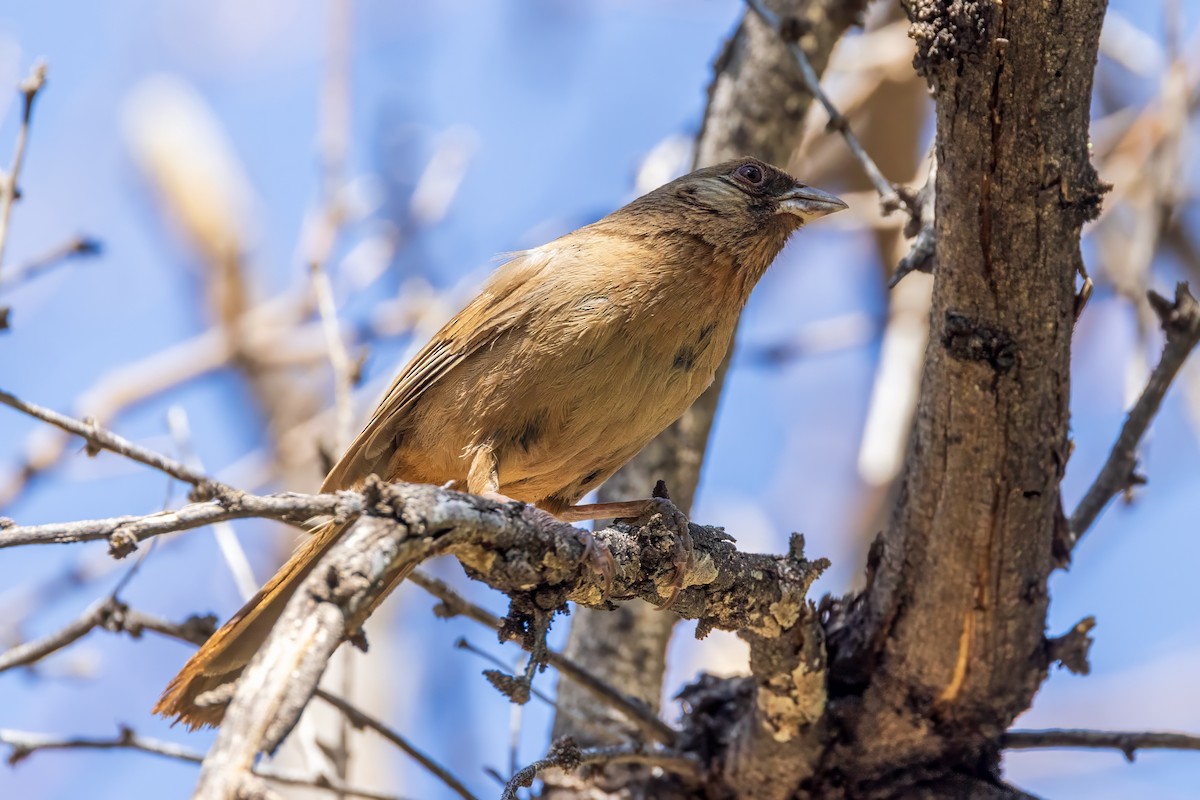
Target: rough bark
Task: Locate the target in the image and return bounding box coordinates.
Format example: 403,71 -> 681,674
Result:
191,482 -> 828,798
818,0 -> 1109,796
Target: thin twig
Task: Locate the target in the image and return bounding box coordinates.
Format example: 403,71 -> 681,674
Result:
0,727 -> 407,800
0,579 -> 468,800
0,595 -> 215,673
410,569 -> 678,746
501,737 -> 701,800
0,234 -> 101,291
0,490 -> 348,554
889,156 -> 937,289
0,596 -> 114,672
454,637 -> 632,745
0,389 -> 225,495
1004,728 -> 1200,761
455,638 -> 557,708
744,0 -> 901,212
0,61 -> 48,276
311,262 -> 356,453
2,725 -> 203,766
314,689 -> 480,800
1064,283 -> 1200,558
167,406 -> 258,600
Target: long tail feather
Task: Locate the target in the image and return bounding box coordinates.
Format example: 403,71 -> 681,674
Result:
153,519 -> 348,729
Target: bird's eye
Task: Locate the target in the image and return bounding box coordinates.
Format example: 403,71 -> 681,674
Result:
735,163 -> 765,185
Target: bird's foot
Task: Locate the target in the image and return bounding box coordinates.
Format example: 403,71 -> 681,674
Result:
572,526 -> 616,596
626,488 -> 693,609
481,492 -> 616,593
560,484 -> 693,608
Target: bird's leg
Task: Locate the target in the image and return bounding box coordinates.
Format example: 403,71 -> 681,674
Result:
555,501 -> 657,522
468,446 -> 615,592
550,510 -> 617,595
561,482 -> 693,608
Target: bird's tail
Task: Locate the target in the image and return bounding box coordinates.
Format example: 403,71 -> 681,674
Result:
153,518 -> 349,729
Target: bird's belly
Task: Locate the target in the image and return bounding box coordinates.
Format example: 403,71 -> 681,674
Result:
388,313 -> 734,508
492,325 -> 728,504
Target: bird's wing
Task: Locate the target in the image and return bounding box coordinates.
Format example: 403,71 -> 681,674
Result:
320,249 -> 554,492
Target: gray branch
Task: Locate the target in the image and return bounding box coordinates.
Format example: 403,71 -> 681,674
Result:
314,689 -> 479,800
502,737 -> 701,800
744,0 -> 901,212
0,726 -> 406,800
0,595 -> 214,673
0,388 -> 223,495
0,489 -> 353,556
1065,283 -> 1200,558
1004,728 -> 1200,761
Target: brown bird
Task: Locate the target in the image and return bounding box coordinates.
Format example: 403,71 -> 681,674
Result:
155,157 -> 846,727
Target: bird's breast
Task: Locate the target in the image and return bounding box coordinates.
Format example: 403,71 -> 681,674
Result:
386,245 -> 748,506
481,300 -> 738,503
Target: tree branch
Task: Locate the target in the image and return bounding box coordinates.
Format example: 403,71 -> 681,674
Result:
0,60 -> 48,277
0,389 -> 224,495
1064,283 -> 1200,558
821,0 -> 1111,791
0,234 -> 101,290
0,726 -> 407,800
191,484 -> 825,797
0,595 -> 214,673
1004,728 -> 1200,761
502,737 -> 702,800
0,581 -> 474,800
0,490 -> 351,555
314,689 -> 479,800
410,569 -> 678,746
745,0 -> 901,212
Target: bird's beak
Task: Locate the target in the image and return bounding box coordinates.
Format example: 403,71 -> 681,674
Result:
776,184 -> 848,220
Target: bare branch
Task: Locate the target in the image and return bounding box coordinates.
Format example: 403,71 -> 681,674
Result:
410,569 -> 677,746
1064,283 -> 1200,558
0,596 -> 113,673
0,234 -> 102,290
0,388 -> 224,495
744,0 -> 902,213
889,156 -> 937,289
0,595 -> 214,673
501,737 -> 701,800
0,576 -> 469,800
311,261 -> 356,453
314,689 -> 480,800
0,60 -> 48,276
0,726 -> 407,800
1004,728 -> 1200,761
2,725 -> 203,767
1045,616 -> 1096,676
0,490 -> 349,555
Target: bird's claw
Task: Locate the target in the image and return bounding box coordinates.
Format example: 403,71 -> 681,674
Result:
576,528 -> 616,596
620,496 -> 693,609
528,504 -> 616,596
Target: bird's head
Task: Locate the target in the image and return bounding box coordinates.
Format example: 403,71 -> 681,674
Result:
673,157 -> 846,226
610,157 -> 847,285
